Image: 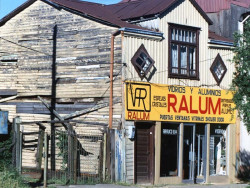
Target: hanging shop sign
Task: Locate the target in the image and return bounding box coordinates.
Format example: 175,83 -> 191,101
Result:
125,81 -> 236,124
0,111 -> 8,134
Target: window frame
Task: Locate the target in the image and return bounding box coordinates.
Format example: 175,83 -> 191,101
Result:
131,44 -> 155,79
168,23 -> 200,80
210,53 -> 227,85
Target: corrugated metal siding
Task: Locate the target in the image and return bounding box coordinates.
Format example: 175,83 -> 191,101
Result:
122,0 -> 235,90
206,47 -> 234,89
196,0 -> 250,13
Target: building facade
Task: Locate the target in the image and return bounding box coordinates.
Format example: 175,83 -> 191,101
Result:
0,0 -> 239,185
112,0 -> 238,184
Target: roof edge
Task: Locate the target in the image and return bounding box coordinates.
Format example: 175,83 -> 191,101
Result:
209,39 -> 234,46
0,0 -> 122,28
0,0 -> 37,27
119,27 -> 164,38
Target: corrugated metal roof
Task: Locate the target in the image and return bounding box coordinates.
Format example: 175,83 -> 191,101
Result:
209,31 -> 234,43
0,0 -> 142,29
49,0 -> 139,28
196,0 -> 250,13
106,0 -> 213,25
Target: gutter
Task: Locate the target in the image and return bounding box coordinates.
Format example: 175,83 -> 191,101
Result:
209,39 -> 234,47
109,30 -> 121,129
119,27 -> 164,40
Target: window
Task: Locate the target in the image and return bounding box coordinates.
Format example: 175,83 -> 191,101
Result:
169,24 -> 200,79
210,54 -> 227,85
131,44 -> 155,79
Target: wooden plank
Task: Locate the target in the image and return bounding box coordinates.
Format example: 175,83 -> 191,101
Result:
63,102 -> 110,120
36,128 -> 44,170
38,96 -> 70,130
0,89 -> 17,96
44,133 -> 48,188
0,95 -> 18,103
38,96 -> 94,157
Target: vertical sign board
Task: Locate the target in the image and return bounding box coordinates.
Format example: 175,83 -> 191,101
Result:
0,111 -> 8,134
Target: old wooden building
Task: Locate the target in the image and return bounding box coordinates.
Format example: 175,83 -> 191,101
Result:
0,0 -> 239,185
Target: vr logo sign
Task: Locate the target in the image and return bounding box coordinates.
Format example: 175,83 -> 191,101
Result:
126,83 -> 151,112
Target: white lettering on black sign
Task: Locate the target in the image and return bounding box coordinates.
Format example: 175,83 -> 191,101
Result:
214,129 -> 226,134
163,129 -> 177,135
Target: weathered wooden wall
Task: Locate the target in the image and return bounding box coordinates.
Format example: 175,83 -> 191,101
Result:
0,0 -> 122,171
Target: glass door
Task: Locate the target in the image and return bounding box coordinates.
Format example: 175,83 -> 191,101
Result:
183,124 -> 196,181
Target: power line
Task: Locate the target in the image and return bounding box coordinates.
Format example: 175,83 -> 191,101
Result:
80,66 -> 123,122
0,36 -> 52,56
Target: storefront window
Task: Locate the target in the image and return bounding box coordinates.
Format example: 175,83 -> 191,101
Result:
209,124 -> 227,175
160,123 -> 179,177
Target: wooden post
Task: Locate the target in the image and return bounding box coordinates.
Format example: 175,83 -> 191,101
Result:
98,136 -> 103,182
44,132 -> 48,188
14,117 -> 21,172
106,130 -> 111,181
102,133 -> 107,182
36,127 -> 45,170
12,118 -> 17,167
19,131 -> 23,174
110,129 -> 115,182
68,125 -> 74,182
73,136 -> 78,184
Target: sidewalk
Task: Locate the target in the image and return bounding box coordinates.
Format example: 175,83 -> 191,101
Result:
56,183 -> 249,188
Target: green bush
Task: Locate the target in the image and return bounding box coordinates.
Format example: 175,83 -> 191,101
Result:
0,167 -> 30,188
0,132 -> 13,170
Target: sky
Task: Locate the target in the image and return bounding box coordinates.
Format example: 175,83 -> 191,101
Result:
0,0 -> 120,19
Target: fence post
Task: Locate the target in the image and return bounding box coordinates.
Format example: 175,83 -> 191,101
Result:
73,136 -> 77,184
19,131 -> 23,174
12,118 -> 17,167
68,125 -> 74,182
102,133 -> 107,182
44,132 -> 48,188
36,127 -> 45,170
13,117 -> 21,173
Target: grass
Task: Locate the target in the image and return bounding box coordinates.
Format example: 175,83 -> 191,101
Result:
0,167 -> 30,188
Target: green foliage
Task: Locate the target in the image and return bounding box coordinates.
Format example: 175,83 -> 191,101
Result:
232,20 -> 250,132
0,132 -> 13,170
0,167 -> 30,188
56,131 -> 68,170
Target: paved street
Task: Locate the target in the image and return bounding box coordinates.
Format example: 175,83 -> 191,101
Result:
57,183 -> 249,188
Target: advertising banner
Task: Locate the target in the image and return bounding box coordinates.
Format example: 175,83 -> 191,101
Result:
125,81 -> 236,124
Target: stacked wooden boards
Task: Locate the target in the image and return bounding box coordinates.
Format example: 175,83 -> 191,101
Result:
0,0 -> 123,172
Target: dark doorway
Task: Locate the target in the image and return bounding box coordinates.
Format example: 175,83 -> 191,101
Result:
160,123 -> 179,177
183,124 -> 195,181
183,124 -> 206,184
135,122 -> 155,184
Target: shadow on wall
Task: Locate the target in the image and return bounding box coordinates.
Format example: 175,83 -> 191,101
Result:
237,150 -> 250,181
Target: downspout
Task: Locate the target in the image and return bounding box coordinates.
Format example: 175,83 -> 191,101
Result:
109,30 -> 121,129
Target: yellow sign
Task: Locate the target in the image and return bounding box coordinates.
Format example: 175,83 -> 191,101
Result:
125,81 -> 236,124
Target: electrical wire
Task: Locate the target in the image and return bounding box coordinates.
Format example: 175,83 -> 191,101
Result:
0,36 -> 51,56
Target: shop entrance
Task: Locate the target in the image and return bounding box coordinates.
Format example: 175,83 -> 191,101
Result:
135,122 -> 155,184
183,124 -> 206,183
183,124 -> 196,181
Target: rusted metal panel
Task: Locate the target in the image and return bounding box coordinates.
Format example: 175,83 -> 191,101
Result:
106,0 -> 212,24
196,0 -> 250,13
